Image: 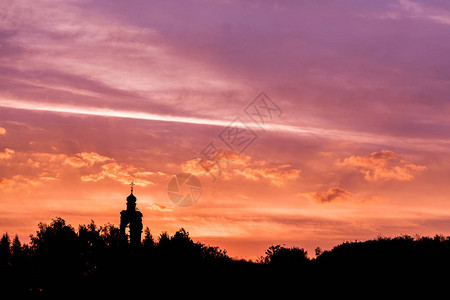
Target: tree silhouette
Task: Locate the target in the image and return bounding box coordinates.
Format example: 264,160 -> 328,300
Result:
2,217 -> 450,295
0,233 -> 10,270
142,226 -> 155,249
78,220 -> 105,277
29,218 -> 81,293
99,223 -> 120,248
262,244 -> 309,267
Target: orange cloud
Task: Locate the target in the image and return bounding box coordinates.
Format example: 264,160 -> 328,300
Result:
29,152 -> 67,163
181,151 -> 245,177
230,165 -> 301,186
63,156 -> 89,168
181,158 -> 208,176
0,127 -> 6,135
0,148 -> 14,160
0,151 -> 65,192
147,203 -> 173,211
0,150 -> 166,191
182,153 -> 300,186
0,175 -> 44,191
306,187 -> 352,203
80,162 -> 167,187
56,151 -> 165,186
77,152 -> 112,165
337,150 -> 426,181
63,152 -> 112,168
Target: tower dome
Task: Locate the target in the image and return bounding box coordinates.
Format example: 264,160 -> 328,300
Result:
127,192 -> 136,203
127,181 -> 137,203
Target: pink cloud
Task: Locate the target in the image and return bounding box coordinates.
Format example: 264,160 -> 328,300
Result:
337,150 -> 426,182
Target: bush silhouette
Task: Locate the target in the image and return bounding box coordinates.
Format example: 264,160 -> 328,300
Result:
262,244 -> 309,267
2,217 -> 450,295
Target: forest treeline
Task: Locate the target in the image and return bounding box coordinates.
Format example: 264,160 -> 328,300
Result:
1,217 -> 449,295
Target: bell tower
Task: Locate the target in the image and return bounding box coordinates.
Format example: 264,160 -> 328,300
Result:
120,182 -> 143,245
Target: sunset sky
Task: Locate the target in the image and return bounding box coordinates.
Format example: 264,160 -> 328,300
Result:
1,0 -> 450,259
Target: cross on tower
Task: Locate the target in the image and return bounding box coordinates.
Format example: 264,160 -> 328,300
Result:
130,181 -> 134,193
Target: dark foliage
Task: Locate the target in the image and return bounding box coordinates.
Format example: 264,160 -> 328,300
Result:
262,244 -> 309,267
314,235 -> 450,285
1,218 -> 450,296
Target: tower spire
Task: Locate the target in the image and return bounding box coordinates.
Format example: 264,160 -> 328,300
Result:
120,181 -> 143,246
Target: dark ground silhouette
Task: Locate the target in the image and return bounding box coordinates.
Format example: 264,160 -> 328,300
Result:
1,217 -> 449,296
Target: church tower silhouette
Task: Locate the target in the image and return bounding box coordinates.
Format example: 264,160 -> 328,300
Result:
120,182 -> 143,245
